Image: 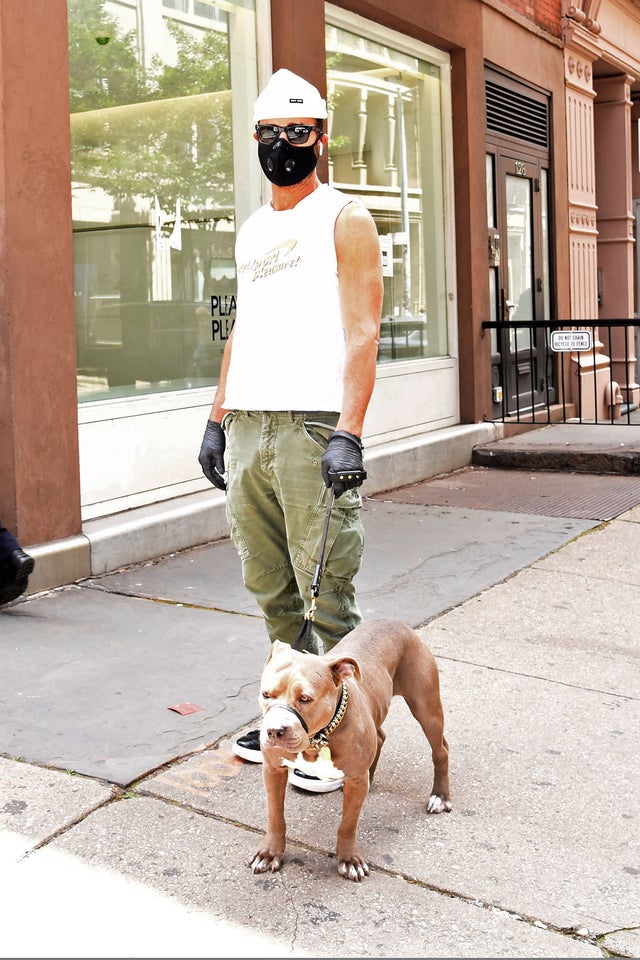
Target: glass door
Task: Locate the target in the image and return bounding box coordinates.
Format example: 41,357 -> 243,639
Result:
488,150 -> 555,416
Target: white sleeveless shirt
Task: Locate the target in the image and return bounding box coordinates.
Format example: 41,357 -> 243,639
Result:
222,184 -> 354,411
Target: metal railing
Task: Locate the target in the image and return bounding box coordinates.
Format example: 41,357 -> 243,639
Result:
481,319 -> 640,424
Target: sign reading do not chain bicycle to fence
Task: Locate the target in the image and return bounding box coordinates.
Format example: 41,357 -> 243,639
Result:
550,330 -> 593,352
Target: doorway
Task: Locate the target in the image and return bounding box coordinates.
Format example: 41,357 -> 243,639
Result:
485,70 -> 555,418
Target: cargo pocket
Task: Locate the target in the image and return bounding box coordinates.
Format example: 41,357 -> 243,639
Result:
225,505 -> 252,562
294,497 -> 363,583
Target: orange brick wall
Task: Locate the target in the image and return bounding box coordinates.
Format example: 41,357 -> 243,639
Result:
499,0 -> 562,37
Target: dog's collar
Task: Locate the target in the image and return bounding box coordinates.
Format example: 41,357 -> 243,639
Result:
309,682 -> 349,751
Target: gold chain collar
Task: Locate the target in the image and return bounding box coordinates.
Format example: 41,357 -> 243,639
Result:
308,682 -> 349,751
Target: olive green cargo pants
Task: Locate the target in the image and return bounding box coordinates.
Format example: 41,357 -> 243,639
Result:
223,410 -> 364,653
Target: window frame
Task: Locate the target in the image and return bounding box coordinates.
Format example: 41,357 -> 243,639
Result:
325,3 -> 458,372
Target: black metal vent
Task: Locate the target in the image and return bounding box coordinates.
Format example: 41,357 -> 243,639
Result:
485,78 -> 549,148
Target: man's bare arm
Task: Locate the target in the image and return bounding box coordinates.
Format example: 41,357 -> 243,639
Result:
334,202 -> 383,437
209,326 -> 235,422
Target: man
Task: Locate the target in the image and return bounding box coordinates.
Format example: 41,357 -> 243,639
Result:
198,68 -> 383,790
0,523 -> 35,605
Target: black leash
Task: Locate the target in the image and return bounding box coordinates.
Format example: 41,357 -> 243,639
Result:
294,487 -> 336,653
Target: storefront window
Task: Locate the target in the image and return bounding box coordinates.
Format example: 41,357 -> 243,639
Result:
325,16 -> 453,362
69,0 -> 257,402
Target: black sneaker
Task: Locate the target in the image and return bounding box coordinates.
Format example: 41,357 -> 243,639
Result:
232,728 -> 263,763
287,767 -> 344,793
0,549 -> 35,605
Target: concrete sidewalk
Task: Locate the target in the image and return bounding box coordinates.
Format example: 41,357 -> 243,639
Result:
1,430 -> 639,958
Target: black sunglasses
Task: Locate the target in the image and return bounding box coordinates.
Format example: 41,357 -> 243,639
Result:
255,123 -> 323,145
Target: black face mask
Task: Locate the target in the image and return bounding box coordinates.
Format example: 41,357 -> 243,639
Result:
258,138 -> 318,187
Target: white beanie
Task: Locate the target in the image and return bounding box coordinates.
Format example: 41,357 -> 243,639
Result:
252,68 -> 327,124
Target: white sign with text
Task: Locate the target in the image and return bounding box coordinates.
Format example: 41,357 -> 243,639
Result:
550,330 -> 592,352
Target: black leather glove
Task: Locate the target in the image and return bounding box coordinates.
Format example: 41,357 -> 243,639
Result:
321,430 -> 367,498
198,420 -> 227,491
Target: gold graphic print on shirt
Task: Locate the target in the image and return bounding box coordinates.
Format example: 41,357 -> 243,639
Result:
238,239 -> 300,282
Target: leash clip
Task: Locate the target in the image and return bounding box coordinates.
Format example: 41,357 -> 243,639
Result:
309,731 -> 330,751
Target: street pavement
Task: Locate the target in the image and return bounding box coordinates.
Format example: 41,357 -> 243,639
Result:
1,427 -> 639,959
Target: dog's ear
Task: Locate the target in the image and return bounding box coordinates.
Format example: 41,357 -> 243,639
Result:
265,638 -> 288,664
329,656 -> 361,683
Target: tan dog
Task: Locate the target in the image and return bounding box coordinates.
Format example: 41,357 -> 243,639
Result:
249,618 -> 451,882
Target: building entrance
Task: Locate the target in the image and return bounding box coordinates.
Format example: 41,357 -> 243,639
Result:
485,70 -> 555,418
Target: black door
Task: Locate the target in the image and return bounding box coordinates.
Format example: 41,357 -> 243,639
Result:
487,150 -> 556,417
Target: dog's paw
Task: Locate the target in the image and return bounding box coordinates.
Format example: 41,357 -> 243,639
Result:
338,857 -> 370,882
426,793 -> 452,814
249,850 -> 283,874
